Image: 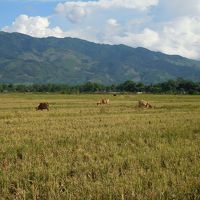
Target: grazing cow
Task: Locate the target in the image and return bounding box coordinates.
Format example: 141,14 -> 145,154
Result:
36,103 -> 49,111
138,100 -> 152,108
102,98 -> 109,104
97,98 -> 109,106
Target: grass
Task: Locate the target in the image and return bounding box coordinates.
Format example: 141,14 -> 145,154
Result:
0,93 -> 200,199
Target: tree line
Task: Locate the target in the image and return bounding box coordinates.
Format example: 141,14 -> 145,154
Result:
0,78 -> 200,94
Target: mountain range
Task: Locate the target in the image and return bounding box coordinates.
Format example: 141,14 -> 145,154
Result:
0,31 -> 200,84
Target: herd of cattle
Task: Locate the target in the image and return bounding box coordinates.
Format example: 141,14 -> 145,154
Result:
35,99 -> 152,111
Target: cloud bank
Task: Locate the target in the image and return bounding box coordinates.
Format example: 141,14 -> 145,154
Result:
2,15 -> 64,38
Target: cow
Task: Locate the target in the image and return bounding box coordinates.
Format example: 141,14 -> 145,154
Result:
138,100 -> 152,108
36,103 -> 49,111
102,98 -> 109,104
97,98 -> 110,106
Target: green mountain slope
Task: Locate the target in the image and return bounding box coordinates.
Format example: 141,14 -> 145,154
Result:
0,31 -> 200,84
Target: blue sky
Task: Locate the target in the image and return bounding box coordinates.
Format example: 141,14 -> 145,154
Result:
1,0 -> 200,59
0,1 -> 56,27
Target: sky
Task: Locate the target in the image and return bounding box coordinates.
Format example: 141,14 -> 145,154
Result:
1,0 -> 200,59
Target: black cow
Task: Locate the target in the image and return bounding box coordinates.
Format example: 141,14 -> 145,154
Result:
36,103 -> 49,111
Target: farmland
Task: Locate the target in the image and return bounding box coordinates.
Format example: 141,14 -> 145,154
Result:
0,93 -> 200,199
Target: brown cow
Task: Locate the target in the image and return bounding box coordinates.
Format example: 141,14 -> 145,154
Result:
138,100 -> 152,108
36,103 -> 49,111
97,98 -> 110,106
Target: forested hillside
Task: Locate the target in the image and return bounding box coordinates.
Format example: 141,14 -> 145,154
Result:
1,31 -> 200,84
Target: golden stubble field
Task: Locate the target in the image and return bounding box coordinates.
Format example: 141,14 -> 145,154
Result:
0,93 -> 200,200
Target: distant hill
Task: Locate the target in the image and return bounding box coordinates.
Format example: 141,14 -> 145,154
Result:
0,31 -> 200,84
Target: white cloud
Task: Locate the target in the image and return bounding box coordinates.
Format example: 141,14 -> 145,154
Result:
160,0 -> 200,18
105,16 -> 200,59
2,14 -> 98,42
157,16 -> 200,58
56,3 -> 88,23
107,18 -> 119,27
2,15 -> 65,38
56,0 -> 159,10
105,28 -> 160,48
55,0 -> 159,23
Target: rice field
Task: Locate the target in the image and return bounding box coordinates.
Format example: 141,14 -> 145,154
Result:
0,93 -> 200,200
